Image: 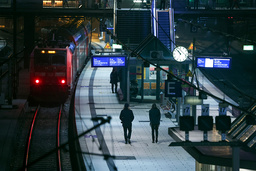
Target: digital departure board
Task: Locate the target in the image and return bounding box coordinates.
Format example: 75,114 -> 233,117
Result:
196,57 -> 231,69
91,56 -> 126,67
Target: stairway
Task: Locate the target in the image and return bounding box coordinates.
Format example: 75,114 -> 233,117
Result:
157,10 -> 171,50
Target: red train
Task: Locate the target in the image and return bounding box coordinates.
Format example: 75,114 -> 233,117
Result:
29,24 -> 90,103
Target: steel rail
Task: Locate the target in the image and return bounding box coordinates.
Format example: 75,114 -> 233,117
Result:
57,104 -> 63,171
23,105 -> 63,171
24,105 -> 40,171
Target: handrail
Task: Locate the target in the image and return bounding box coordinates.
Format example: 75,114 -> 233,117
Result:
0,49 -> 25,66
0,49 -> 25,84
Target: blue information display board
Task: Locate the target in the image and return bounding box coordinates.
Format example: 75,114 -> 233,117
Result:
91,56 -> 126,67
196,57 -> 231,69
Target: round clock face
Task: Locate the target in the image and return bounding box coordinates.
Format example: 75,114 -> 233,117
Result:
173,46 -> 188,62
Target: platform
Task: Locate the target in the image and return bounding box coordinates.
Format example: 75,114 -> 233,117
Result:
74,63 -> 196,171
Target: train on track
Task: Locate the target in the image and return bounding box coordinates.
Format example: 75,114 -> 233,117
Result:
29,22 -> 91,103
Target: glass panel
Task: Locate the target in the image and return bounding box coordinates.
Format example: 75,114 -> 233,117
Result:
0,0 -> 11,7
160,65 -> 169,93
247,136 -> 256,148
228,114 -> 247,135
52,55 -> 65,65
239,125 -> 256,142
43,0 -> 54,7
133,64 -> 170,101
236,125 -> 252,140
65,0 -> 79,8
34,52 -> 50,66
146,64 -> 157,99
43,0 -> 80,8
130,66 -> 140,100
230,121 -> 247,138
229,113 -> 247,131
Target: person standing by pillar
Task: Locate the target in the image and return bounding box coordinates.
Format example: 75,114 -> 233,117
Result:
120,103 -> 134,144
110,67 -> 119,93
149,103 -> 161,143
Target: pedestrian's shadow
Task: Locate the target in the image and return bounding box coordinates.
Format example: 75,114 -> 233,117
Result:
156,139 -> 174,144
118,140 -> 138,144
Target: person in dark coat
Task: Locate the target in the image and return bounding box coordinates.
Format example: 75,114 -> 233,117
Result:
120,103 -> 134,144
110,67 -> 119,93
149,103 -> 161,143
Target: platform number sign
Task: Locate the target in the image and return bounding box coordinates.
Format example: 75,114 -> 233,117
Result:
202,104 -> 209,116
164,80 -> 182,97
183,104 -> 190,116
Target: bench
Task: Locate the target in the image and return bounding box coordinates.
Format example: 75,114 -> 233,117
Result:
160,100 -> 176,119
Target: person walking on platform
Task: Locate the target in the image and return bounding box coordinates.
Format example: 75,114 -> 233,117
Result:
110,67 -> 119,93
120,103 -> 134,144
149,103 -> 161,143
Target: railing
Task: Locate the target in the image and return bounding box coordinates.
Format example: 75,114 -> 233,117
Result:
0,0 -> 115,9
0,47 -> 25,104
1,0 -> 256,10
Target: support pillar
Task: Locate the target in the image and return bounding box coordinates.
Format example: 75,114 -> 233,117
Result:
126,55 -> 130,103
156,66 -> 160,100
232,146 -> 240,171
24,15 -> 35,69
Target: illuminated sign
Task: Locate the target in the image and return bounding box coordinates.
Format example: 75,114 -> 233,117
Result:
243,45 -> 254,51
133,0 -> 147,2
184,96 -> 203,105
196,57 -> 231,69
91,56 -> 126,67
112,44 -> 122,49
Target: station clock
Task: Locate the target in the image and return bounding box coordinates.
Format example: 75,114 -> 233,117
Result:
172,46 -> 189,62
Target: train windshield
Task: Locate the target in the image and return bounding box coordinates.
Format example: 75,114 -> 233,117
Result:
34,50 -> 66,66
52,55 -> 65,65
35,55 -> 50,65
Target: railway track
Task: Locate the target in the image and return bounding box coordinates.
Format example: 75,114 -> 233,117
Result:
23,105 -> 64,170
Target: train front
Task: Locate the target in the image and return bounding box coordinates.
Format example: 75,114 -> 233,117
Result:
30,47 -> 72,103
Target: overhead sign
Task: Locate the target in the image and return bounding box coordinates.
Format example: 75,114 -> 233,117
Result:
196,57 -> 231,69
91,56 -> 126,67
164,80 -> 182,97
104,42 -> 112,49
243,45 -> 254,51
183,104 -> 190,116
184,96 -> 203,105
188,43 -> 196,50
219,102 -> 228,115
112,44 -> 122,49
188,43 -> 193,50
202,104 -> 209,116
186,70 -> 193,77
